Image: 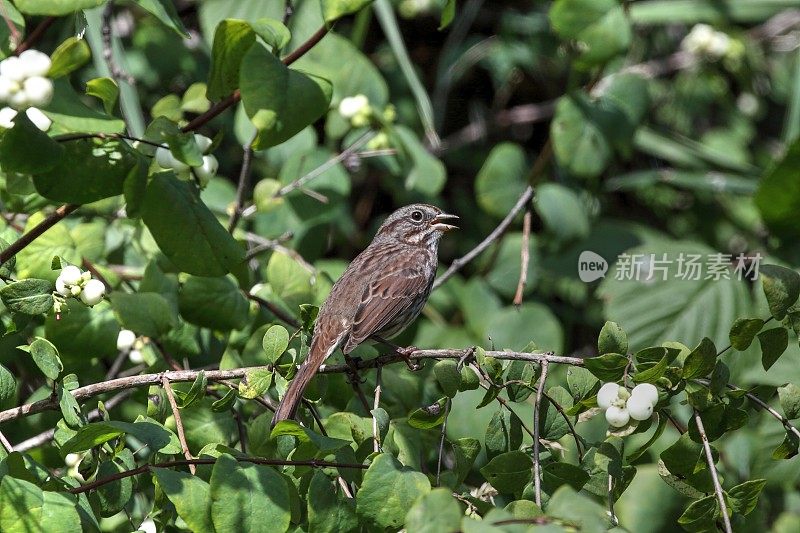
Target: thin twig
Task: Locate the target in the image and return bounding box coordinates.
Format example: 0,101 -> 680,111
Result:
433,186 -> 534,290
274,130 -> 374,199
694,411 -> 732,533
181,24 -> 330,133
0,350 -> 582,424
513,210 -> 531,306
532,361 -> 548,507
227,138 -> 256,232
0,429 -> 12,452
70,456 -> 368,495
0,204 -> 79,267
436,398 -> 451,487
101,2 -> 135,85
372,367 -> 382,453
13,16 -> 56,55
608,472 -> 618,526
161,376 -> 195,474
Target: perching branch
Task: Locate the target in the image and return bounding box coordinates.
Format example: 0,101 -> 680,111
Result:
694,411 -> 733,533
69,456 -> 368,495
161,376 -> 195,474
532,361 -> 548,508
0,349 -> 583,425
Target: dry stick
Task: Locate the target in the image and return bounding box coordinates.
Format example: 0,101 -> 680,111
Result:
161,376 -> 195,474
0,350 -> 581,424
433,185 -> 534,290
513,210 -> 532,306
372,366 -> 382,453
436,398 -> 451,487
247,293 -> 301,328
13,16 -> 56,55
14,390 -> 134,452
69,456 -> 368,495
694,411 -> 732,533
0,429 -> 12,452
274,130 -> 375,199
181,24 -> 329,133
532,361 -> 548,508
227,138 -> 256,232
0,204 -> 79,266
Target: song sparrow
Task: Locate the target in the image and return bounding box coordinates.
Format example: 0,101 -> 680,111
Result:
271,204 -> 458,425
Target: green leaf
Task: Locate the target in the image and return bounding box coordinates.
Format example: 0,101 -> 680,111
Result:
682,337 -> 717,379
152,468 -> 213,533
210,454 -> 291,532
0,476 -> 43,531
33,138 -> 140,203
207,19 -> 256,101
759,327 -> 789,371
778,383 -> 800,420
142,173 -> 245,276
356,454 -> 431,530
474,143 -> 527,218
48,37 -> 91,78
308,471 -> 358,533
211,388 -> 238,412
598,321 -> 628,355
322,0 -> 373,23
135,0 -> 190,36
250,18 -> 291,51
28,337 -> 62,380
760,265 -> 800,320
584,352 -> 628,381
408,398 -> 448,429
433,359 -> 461,398
480,450 -> 532,495
0,278 -> 53,315
270,420 -> 351,452
267,250 -> 315,311
13,0 -> 104,15
506,360 -> 537,402
262,325 -> 290,364
773,431 -> 799,460
405,488 -> 462,533
392,125 -> 447,196
45,302 -> 118,360
240,43 -> 332,149
549,0 -> 631,67
178,276 -> 249,331
60,420 -> 177,454
755,139 -> 800,239
729,318 -> 764,351
0,112 -> 64,174
551,93 -> 611,178
535,183 -> 590,242
238,368 -> 273,399
566,366 -> 599,401
46,78 -> 125,134
728,479 -> 766,516
542,462 -> 590,493
57,384 -> 83,428
41,491 -> 82,532
660,433 -> 703,478
633,355 -> 668,383
109,292 -> 177,338
95,452 -> 134,517
439,0 -> 456,29
180,371 -> 208,408
485,409 -> 522,460
85,77 -> 119,115
0,363 -> 15,403
677,494 -> 718,531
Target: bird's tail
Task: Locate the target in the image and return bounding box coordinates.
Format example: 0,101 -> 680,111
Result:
271,327 -> 341,427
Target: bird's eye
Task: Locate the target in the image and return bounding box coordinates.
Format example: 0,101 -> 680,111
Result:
410,210 -> 424,222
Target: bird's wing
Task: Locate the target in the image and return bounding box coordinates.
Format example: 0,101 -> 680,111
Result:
343,267 -> 429,352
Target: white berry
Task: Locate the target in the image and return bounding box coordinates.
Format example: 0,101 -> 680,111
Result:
55,276 -> 70,297
138,518 -> 157,533
8,88 -> 29,110
605,405 -> 630,427
0,56 -> 26,81
64,453 -> 81,467
155,146 -> 188,171
597,382 -> 620,409
18,50 -> 51,77
631,383 -> 659,407
626,395 -> 654,421
79,279 -> 106,306
194,134 -> 213,153
0,106 -> 16,128
25,107 -> 51,131
0,77 -> 18,101
117,329 -> 137,351
128,349 -> 144,364
23,76 -> 53,107
194,154 -> 218,186
338,94 -> 369,119
59,265 -> 83,286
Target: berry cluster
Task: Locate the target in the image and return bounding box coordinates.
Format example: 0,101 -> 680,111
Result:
597,382 -> 659,428
0,49 -> 53,131
54,265 -> 106,306
154,134 -> 218,186
116,329 -> 145,364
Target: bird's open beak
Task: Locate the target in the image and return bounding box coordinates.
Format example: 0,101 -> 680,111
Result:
431,213 -> 459,232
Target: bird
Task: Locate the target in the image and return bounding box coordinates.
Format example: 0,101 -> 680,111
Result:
271,204 -> 458,425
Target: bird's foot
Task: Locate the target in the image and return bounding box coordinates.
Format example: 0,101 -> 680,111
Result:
343,355 -> 367,385
395,345 -> 423,371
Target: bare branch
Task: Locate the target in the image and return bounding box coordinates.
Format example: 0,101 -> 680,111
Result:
513,210 -> 531,306
433,186 -> 534,290
372,367 -> 382,453
436,398 -> 451,487
227,138 -> 256,232
161,376 -> 195,474
532,361 -> 548,507
0,204 -> 79,267
13,16 -> 56,55
101,2 -> 135,86
694,411 -> 732,533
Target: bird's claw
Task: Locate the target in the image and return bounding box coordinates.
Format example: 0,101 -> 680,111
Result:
344,355 -> 367,385
396,345 -> 423,371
